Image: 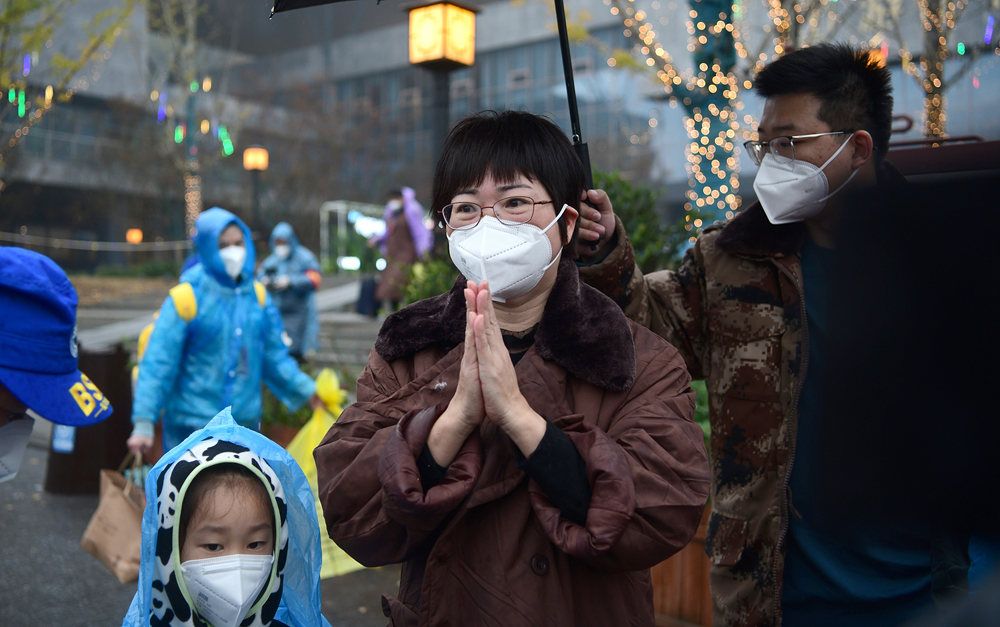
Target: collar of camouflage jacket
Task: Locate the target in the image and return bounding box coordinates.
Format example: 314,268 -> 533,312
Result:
715,202 -> 805,259
374,256 -> 637,392
716,160 -> 907,259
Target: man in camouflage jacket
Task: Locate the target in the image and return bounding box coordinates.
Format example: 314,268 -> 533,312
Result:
576,45 -> 942,625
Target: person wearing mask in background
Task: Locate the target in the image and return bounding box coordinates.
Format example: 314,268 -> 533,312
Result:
368,187 -> 433,314
257,222 -> 322,362
0,247 -> 113,483
575,44 -> 961,626
127,207 -> 318,457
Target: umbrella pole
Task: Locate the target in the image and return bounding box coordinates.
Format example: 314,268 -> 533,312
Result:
553,0 -> 593,188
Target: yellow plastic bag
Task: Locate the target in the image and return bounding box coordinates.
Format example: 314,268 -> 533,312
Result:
286,369 -> 363,579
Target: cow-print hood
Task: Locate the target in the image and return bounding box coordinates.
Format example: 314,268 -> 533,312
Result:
123,408 -> 329,627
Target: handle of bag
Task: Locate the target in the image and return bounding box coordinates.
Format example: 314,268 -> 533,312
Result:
117,451 -> 143,474
117,451 -> 144,502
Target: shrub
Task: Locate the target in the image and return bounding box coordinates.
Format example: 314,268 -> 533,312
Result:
403,256 -> 459,305
691,379 -> 710,450
591,171 -> 688,272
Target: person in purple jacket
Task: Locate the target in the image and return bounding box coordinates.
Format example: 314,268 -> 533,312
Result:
369,187 -> 432,313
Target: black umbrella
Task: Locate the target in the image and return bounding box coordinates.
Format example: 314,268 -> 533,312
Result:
270,0 -> 593,186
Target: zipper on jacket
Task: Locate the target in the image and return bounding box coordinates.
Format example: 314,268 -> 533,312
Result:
770,258 -> 809,626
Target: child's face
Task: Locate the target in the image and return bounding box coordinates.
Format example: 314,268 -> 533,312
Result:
180,485 -> 273,562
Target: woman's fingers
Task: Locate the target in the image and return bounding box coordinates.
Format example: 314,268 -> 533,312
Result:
477,286 -> 507,353
465,285 -> 477,316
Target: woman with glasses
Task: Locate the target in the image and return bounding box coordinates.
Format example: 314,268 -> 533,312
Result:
314,110 -> 709,626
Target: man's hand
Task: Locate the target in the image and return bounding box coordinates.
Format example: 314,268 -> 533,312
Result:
575,189 -> 617,260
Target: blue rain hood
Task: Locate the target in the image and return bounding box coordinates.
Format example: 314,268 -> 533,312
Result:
123,408 -> 329,627
257,223 -> 321,356
194,207 -> 256,287
268,222 -> 299,252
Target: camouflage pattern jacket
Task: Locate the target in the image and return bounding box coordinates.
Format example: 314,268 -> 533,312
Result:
579,203 -> 811,626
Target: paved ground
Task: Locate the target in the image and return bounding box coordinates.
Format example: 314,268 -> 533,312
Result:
1,273 -> 399,626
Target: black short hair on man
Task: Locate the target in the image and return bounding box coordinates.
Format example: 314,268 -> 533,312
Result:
754,43 -> 893,161
432,110 -> 585,248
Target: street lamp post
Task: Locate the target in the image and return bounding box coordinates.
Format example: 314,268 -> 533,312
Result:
243,145 -> 269,237
407,2 -> 477,168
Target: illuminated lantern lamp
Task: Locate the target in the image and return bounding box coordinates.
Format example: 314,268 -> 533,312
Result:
407,2 -> 478,69
126,228 -> 144,245
243,145 -> 270,172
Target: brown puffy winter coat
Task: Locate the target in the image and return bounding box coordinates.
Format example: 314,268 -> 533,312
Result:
314,259 -> 710,626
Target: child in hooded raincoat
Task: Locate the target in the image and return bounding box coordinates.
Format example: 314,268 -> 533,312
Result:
123,408 -> 330,627
129,207 -> 317,455
257,223 -> 321,360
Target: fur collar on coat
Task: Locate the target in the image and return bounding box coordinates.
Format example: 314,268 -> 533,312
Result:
374,257 -> 637,392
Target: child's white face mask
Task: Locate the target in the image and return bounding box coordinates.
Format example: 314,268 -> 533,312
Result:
181,553 -> 273,627
218,245 -> 246,280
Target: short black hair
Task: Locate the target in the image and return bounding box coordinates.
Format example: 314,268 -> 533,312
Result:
755,44 -> 893,160
432,110 -> 585,248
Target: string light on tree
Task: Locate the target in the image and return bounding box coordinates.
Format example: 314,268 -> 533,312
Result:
884,0 -> 974,138
609,0 -> 743,236
184,169 -> 202,236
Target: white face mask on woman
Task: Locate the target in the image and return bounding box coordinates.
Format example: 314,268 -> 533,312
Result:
753,135 -> 858,225
218,245 -> 246,280
180,553 -> 273,627
447,204 -> 568,303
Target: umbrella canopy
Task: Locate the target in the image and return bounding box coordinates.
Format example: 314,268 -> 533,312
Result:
269,0 -> 592,185
272,0 -> 363,12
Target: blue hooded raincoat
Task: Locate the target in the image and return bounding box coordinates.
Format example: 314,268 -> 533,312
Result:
133,208 -> 315,450
123,408 -> 330,626
256,223 -> 320,357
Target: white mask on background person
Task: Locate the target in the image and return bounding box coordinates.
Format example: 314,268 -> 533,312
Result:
0,416 -> 35,484
447,203 -> 568,303
387,199 -> 403,211
753,135 -> 858,225
218,245 -> 246,280
180,553 -> 273,627
273,244 -> 291,260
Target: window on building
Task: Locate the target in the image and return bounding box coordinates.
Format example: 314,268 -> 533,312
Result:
450,77 -> 474,99
399,87 -> 422,108
507,68 -> 531,90
573,57 -> 594,75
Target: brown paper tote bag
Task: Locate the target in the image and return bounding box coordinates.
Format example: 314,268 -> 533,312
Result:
80,453 -> 147,583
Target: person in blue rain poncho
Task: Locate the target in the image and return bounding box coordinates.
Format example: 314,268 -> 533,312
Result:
256,223 -> 321,361
127,208 -> 317,455
123,408 -> 330,627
